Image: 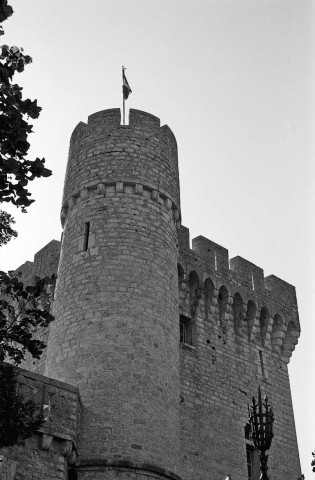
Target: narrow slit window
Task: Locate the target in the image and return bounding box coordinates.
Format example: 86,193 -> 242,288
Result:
246,444 -> 260,480
244,425 -> 260,480
180,320 -> 186,344
259,350 -> 266,379
246,445 -> 254,480
83,222 -> 90,251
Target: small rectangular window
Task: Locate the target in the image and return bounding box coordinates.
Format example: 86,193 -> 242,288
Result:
244,423 -> 251,441
180,321 -> 186,344
246,445 -> 260,480
83,222 -> 90,251
246,445 -> 254,480
180,315 -> 192,346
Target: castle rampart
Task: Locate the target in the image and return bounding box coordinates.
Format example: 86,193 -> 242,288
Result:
64,108 -> 180,212
178,226 -> 300,360
177,225 -> 300,480
2,108 -> 301,480
8,240 -> 60,376
11,239 -> 60,286
45,109 -> 182,479
0,367 -> 81,480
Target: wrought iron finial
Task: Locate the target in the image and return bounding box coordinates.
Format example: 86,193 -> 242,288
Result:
248,387 -> 275,480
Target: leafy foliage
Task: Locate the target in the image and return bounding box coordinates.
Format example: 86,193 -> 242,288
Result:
312,451 -> 315,473
0,209 -> 17,246
0,0 -> 55,450
0,0 -> 51,212
0,272 -> 55,448
0,272 -> 55,364
0,0 -> 13,36
0,363 -> 44,448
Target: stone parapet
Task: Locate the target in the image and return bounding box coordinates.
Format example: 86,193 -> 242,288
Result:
178,225 -> 300,362
47,108 -> 182,472
177,227 -> 301,480
12,239 -> 61,285
0,367 -> 81,480
64,108 -> 180,212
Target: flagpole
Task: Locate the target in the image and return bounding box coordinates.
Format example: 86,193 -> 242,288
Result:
122,65 -> 125,125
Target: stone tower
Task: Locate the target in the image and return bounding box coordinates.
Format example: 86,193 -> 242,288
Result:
0,108 -> 301,480
45,108 -> 182,479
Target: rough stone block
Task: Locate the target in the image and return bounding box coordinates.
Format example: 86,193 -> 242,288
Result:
192,236 -> 229,274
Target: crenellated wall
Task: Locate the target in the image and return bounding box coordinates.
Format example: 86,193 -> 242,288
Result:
46,108 -> 182,479
9,240 -> 61,375
177,225 -> 301,480
61,108 -> 180,230
11,239 -> 61,286
2,108 -> 301,480
178,227 -> 300,361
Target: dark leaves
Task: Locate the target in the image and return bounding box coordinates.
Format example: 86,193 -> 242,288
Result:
0,0 -> 52,450
0,209 -> 17,245
0,3 -> 51,212
0,271 -> 55,364
28,157 -> 52,178
20,98 -> 41,119
0,363 -> 44,448
0,1 -> 13,25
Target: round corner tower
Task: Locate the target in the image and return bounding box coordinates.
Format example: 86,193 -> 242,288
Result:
45,108 -> 182,480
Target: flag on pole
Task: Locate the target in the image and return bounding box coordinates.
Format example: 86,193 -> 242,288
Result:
122,67 -> 132,100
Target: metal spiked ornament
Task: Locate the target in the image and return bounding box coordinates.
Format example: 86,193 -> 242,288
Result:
248,387 -> 275,480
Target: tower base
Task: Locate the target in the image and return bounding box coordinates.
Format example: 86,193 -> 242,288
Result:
76,460 -> 182,480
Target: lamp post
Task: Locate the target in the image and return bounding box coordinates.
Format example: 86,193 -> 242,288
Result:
248,386 -> 275,480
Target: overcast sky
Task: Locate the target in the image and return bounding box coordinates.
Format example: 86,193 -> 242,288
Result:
0,0 -> 314,475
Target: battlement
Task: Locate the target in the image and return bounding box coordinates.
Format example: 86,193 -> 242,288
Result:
70,108 -> 177,145
265,274 -> 298,310
88,107 -> 121,127
12,240 -> 61,285
4,105 -> 301,480
64,108 -> 180,228
70,120 -> 87,145
87,108 -> 161,129
192,235 -> 230,274
230,256 -> 265,293
33,240 -> 61,278
178,226 -> 300,363
129,109 -> 161,128
179,226 -> 298,308
11,260 -> 34,285
70,108 -> 177,151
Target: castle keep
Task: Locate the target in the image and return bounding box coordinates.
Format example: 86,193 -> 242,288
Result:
0,109 -> 301,480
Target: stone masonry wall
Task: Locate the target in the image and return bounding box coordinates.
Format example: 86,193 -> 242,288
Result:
0,367 -> 81,480
10,240 -> 61,375
177,226 -> 301,480
11,240 -> 61,286
3,108 -> 302,480
45,109 -> 182,478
